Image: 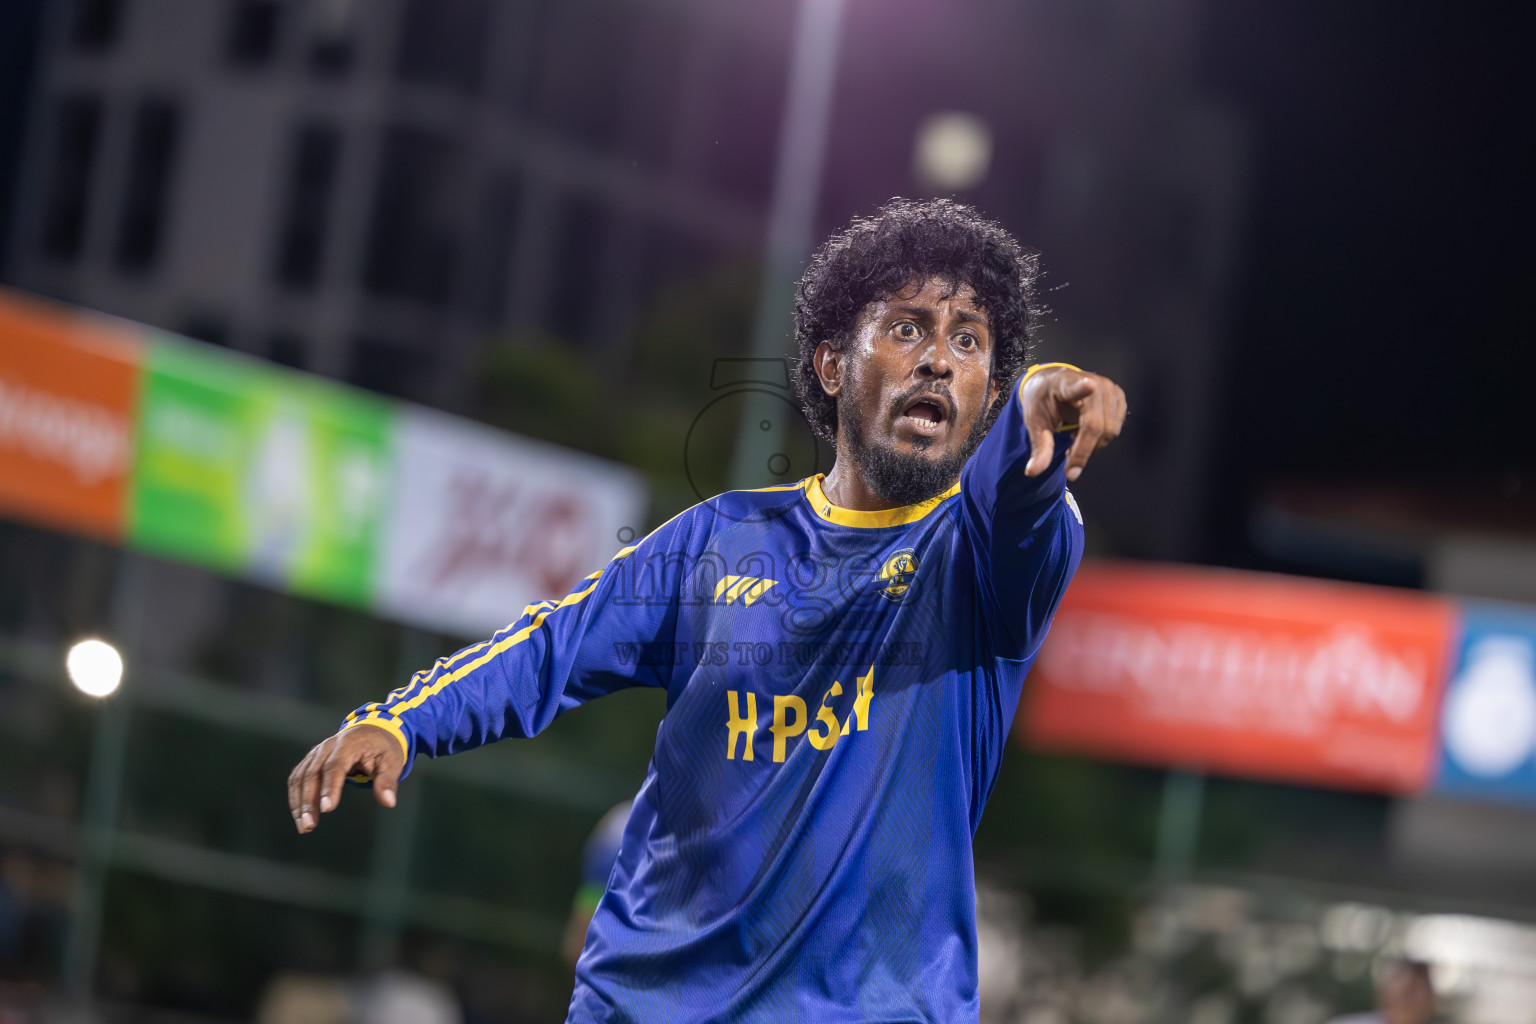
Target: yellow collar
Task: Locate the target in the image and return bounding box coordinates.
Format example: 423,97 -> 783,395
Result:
802,474 -> 960,528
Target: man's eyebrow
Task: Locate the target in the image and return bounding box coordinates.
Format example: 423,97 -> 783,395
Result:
888,303 -> 987,326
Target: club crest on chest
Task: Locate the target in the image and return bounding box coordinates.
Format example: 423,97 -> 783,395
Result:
877,548 -> 919,602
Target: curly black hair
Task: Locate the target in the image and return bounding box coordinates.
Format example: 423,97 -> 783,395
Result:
791,197 -> 1041,445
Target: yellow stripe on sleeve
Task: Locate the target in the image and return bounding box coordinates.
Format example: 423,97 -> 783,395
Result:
343,544 -> 645,731
384,578 -> 601,719
378,544 -> 641,721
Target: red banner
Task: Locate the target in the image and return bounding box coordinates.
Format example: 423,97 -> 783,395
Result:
1021,563 -> 1459,793
0,290 -> 142,540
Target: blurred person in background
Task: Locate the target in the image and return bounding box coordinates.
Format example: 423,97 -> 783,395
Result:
0,863 -> 17,965
974,879 -> 1029,1024
561,800 -> 633,969
1327,960 -> 1440,1024
256,970 -> 461,1024
288,198 -> 1126,1022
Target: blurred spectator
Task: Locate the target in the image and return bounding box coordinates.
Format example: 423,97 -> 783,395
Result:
255,974 -> 350,1024
0,852 -> 71,990
256,970 -> 460,1024
561,801 -> 632,969
975,879 -> 1028,1024
354,971 -> 461,1024
1327,960 -> 1440,1024
0,867 -> 18,962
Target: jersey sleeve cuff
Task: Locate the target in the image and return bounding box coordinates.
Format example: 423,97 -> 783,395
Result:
1016,362 -> 1084,402
338,714 -> 412,773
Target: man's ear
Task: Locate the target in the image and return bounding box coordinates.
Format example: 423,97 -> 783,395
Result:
814,341 -> 842,397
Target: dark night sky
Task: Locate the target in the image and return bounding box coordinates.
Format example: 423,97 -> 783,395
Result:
1200,2 -> 1535,510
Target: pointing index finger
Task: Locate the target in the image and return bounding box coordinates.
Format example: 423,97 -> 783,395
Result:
1064,392 -> 1108,481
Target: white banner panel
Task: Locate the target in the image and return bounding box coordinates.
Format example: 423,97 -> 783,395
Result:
377,406 -> 647,638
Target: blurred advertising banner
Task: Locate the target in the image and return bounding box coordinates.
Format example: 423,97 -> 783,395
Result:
128,335 -> 393,607
1022,564 -> 1459,793
0,288 -> 647,638
0,291 -> 141,540
1435,603 -> 1536,805
376,407 -> 644,637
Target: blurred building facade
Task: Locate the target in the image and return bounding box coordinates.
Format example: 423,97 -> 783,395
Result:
5,0 -> 775,409
4,0 -> 1245,560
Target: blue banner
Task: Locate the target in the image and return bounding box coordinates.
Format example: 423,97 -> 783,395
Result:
1434,602 -> 1536,804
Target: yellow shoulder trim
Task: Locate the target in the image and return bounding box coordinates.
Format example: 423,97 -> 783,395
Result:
803,474 -> 959,528
736,479 -> 815,494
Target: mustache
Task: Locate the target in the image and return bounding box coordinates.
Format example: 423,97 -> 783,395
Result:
888,381 -> 954,418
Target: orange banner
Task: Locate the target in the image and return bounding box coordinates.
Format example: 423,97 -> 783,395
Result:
1021,563 -> 1459,793
0,290 -> 142,540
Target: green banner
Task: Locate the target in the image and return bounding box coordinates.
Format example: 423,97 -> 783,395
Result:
128,335 -> 393,606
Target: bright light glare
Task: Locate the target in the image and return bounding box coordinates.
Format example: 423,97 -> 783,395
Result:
914,113 -> 993,191
66,638 -> 123,698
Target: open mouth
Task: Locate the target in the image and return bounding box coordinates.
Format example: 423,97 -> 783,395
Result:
898,396 -> 950,437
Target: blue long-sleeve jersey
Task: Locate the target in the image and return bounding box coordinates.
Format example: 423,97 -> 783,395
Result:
341,372 -> 1085,1023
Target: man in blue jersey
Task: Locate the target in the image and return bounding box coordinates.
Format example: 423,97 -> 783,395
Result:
288,197 -> 1126,1022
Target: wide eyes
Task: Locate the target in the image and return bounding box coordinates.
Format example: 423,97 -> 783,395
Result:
890,320 -> 982,351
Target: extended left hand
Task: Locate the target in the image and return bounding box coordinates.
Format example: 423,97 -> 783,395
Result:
1020,365 -> 1127,481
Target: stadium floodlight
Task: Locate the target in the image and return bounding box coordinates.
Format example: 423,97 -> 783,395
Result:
66,638 -> 123,698
914,113 -> 993,191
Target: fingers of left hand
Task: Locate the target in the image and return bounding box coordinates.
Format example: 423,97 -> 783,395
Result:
1064,379 -> 1118,479
1055,372 -> 1097,407
1094,381 -> 1126,438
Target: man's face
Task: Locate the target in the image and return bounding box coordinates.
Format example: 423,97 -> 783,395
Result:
820,277 -> 998,504
1378,966 -> 1436,1024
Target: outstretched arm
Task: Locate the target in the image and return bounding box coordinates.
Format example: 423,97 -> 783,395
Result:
286,513 -> 694,833
960,362 -> 1126,659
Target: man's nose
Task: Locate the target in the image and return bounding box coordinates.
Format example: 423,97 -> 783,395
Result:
915,339 -> 951,379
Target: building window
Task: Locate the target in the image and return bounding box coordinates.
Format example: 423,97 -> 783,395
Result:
267,332 -> 307,368
543,193 -> 605,342
309,36 -> 353,78
225,0 -> 282,68
463,170 -> 522,325
362,126 -> 461,308
70,0 -> 122,51
114,97 -> 182,273
394,0 -> 490,96
178,313 -> 228,348
702,36 -> 788,208
180,313 -> 229,347
528,0 -> 634,151
273,122 -> 340,289
38,95 -> 102,261
349,336 -> 431,401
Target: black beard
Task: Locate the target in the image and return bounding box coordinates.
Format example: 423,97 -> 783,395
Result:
839,382 -> 991,507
